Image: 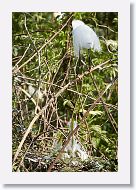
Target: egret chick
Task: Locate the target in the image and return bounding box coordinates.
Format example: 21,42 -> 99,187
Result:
72,20 -> 101,58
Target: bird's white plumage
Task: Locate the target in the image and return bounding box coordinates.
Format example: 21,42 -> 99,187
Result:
72,20 -> 101,57
72,20 -> 84,30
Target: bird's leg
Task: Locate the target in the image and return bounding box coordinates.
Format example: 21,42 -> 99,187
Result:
79,50 -> 81,66
76,50 -> 81,75
88,49 -> 92,68
79,50 -> 85,73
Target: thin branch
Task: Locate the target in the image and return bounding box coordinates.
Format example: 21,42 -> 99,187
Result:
47,76 -> 117,172
13,15 -> 73,74
12,60 -> 114,164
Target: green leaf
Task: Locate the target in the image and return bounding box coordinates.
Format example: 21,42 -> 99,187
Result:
63,99 -> 74,109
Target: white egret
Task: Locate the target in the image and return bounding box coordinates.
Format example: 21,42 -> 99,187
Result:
64,120 -> 88,161
72,20 -> 101,58
53,119 -> 88,161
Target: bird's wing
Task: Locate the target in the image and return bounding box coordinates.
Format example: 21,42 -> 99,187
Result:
72,24 -> 101,57
75,25 -> 101,50
72,30 -> 80,57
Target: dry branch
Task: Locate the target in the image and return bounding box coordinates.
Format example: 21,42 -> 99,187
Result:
13,59 -> 112,163
13,15 -> 73,73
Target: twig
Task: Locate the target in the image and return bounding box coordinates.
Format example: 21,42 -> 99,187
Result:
12,60 -> 111,163
47,124 -> 80,172
12,44 -> 31,70
90,73 -> 117,133
13,15 -> 73,74
47,76 -> 117,171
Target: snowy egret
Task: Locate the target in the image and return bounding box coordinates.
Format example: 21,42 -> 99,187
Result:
72,20 -> 101,58
64,120 -> 88,161
53,119 -> 88,161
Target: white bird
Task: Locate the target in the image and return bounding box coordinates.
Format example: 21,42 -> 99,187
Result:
72,20 -> 101,58
64,120 -> 88,161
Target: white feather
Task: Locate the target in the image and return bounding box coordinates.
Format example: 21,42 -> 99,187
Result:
72,20 -> 101,57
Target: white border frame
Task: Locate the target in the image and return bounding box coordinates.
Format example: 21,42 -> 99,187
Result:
0,0 -> 130,184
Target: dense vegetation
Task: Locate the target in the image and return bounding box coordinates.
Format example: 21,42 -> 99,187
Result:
12,12 -> 118,172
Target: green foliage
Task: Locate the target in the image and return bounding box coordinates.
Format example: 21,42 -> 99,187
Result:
12,12 -> 118,172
